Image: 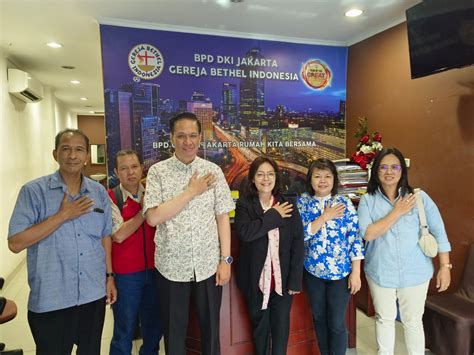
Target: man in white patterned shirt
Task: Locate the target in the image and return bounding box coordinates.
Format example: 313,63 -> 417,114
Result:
144,112 -> 235,355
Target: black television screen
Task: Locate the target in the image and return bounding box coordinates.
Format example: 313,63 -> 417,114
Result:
406,0 -> 474,79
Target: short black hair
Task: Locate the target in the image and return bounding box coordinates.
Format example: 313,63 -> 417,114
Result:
170,112 -> 201,134
115,149 -> 143,167
306,158 -> 339,196
242,156 -> 281,198
367,147 -> 413,197
55,129 -> 89,151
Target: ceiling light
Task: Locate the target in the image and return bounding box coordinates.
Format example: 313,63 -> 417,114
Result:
230,0 -> 243,3
80,97 -> 88,101
345,9 -> 363,17
70,80 -> 80,85
47,42 -> 63,48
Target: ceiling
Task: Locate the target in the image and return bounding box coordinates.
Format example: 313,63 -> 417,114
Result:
1,0 -> 420,114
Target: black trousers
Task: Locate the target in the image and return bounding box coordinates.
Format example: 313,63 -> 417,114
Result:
27,297 -> 106,355
246,291 -> 293,355
156,270 -> 222,355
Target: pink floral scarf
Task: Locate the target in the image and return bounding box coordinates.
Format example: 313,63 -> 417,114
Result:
259,198 -> 283,310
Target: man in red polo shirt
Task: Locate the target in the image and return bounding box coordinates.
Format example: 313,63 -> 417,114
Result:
108,149 -> 162,355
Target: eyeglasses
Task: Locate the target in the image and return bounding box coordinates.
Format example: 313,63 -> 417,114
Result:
379,164 -> 402,172
255,172 -> 276,180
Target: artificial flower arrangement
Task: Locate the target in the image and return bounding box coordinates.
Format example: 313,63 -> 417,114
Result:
350,117 -> 383,170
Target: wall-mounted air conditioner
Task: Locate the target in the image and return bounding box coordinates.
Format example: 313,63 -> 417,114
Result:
8,68 -> 44,103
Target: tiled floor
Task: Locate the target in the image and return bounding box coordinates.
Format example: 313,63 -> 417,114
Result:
1,261 -> 434,354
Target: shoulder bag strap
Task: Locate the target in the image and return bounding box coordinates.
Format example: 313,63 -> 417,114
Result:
414,188 -> 429,236
112,185 -> 124,213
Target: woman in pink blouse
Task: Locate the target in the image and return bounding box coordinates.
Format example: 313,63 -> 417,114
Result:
235,156 -> 304,355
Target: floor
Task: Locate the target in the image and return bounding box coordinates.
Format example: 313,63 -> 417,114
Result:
1,261 -> 434,354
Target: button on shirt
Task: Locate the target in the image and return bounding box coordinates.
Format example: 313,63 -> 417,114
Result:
144,156 -> 235,282
297,193 -> 364,280
358,188 -> 451,288
8,171 -> 112,313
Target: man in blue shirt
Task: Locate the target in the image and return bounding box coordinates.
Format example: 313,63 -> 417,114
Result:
8,129 -> 117,355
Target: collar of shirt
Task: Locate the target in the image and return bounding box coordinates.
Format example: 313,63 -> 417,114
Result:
170,154 -> 201,172
313,194 -> 332,211
119,183 -> 144,203
315,193 -> 331,203
376,186 -> 404,205
49,170 -> 91,194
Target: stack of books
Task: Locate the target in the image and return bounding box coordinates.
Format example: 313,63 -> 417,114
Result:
333,159 -> 368,203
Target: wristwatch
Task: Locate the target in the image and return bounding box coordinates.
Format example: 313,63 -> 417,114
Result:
440,263 -> 452,270
220,255 -> 233,265
106,272 -> 116,278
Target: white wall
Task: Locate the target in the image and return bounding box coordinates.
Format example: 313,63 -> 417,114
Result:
0,50 -> 77,279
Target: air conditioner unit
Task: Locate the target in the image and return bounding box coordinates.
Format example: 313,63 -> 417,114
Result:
8,68 -> 44,103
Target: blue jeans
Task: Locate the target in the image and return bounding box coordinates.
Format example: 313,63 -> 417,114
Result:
110,269 -> 162,355
304,270 -> 350,355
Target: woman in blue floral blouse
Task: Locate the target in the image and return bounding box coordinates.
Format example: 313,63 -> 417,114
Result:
297,158 -> 364,355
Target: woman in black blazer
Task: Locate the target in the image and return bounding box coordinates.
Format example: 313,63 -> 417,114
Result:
235,156 -> 304,355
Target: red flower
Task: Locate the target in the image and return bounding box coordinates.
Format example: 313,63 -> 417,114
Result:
359,134 -> 370,144
373,132 -> 382,142
351,152 -> 369,169
358,158 -> 368,170
365,152 -> 376,163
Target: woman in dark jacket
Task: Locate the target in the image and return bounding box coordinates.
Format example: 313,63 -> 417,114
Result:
235,156 -> 304,355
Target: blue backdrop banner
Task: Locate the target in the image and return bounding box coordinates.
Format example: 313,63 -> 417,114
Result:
100,24 -> 348,192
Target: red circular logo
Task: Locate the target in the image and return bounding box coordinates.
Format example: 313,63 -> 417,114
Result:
301,60 -> 332,90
